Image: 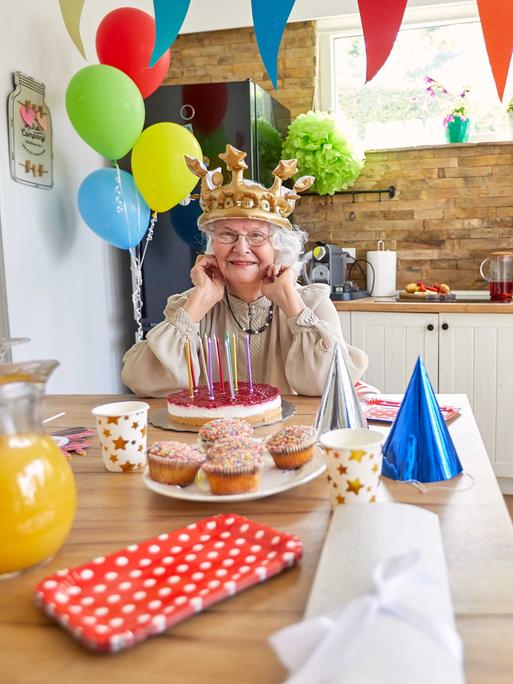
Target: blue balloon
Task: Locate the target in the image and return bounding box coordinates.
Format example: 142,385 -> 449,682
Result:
78,168 -> 150,250
169,200 -> 206,252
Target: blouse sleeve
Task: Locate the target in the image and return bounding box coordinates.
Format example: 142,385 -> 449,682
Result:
283,284 -> 368,396
121,291 -> 202,397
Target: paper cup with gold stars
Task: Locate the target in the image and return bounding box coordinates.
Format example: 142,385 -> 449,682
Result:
92,401 -> 150,473
319,428 -> 385,507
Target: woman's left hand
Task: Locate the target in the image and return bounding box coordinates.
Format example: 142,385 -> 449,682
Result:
262,264 -> 305,318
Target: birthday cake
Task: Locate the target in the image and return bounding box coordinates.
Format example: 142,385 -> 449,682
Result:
167,382 -> 282,427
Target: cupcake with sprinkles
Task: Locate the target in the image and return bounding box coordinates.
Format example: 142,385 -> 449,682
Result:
266,425 -> 317,470
202,437 -> 265,495
148,440 -> 205,486
199,417 -> 254,450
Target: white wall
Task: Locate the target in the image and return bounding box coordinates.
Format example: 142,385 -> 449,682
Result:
0,0 -> 131,392
180,0 -> 473,33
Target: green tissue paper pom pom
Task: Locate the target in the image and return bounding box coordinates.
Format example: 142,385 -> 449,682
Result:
282,111 -> 365,195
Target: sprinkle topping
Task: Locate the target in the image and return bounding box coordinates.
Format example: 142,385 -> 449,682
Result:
148,441 -> 205,464
203,437 -> 265,473
168,382 -> 279,408
266,425 -> 317,452
199,418 -> 253,443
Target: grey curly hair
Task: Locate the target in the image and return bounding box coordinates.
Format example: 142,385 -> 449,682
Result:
200,220 -> 309,274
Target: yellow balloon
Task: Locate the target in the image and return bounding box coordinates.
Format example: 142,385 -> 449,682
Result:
131,123 -> 202,212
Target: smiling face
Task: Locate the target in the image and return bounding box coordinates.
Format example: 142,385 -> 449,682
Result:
209,218 -> 275,289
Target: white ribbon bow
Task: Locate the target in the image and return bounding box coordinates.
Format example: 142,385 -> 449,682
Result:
269,549 -> 463,684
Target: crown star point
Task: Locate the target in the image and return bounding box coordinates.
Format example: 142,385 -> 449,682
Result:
273,159 -> 297,180
219,144 -> 248,171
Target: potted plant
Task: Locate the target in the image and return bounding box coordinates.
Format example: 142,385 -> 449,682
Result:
421,76 -> 471,143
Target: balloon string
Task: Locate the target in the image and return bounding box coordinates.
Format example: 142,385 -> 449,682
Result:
129,211 -> 158,343
400,470 -> 475,494
141,211 -> 158,264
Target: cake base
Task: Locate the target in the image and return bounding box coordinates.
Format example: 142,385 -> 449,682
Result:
149,400 -> 296,433
168,405 -> 283,428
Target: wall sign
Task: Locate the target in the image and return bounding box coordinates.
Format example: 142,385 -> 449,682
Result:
7,72 -> 53,189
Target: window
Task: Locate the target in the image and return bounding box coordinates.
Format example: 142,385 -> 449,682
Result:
318,2 -> 512,150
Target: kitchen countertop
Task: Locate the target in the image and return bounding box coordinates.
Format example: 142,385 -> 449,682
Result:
333,296 -> 513,314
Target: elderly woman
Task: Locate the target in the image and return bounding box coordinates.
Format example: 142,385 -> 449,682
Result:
121,145 -> 368,397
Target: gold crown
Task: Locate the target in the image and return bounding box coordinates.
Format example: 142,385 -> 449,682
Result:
184,144 -> 315,231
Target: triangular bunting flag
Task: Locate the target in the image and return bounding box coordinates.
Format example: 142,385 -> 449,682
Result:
476,0 -> 513,101
357,0 -> 407,83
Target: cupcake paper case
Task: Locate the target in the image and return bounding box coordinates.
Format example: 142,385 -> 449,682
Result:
266,425 -> 317,470
203,437 -> 265,495
148,441 -> 205,486
35,513 -> 303,653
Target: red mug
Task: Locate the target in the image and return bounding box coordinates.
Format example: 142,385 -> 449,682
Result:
480,252 -> 513,302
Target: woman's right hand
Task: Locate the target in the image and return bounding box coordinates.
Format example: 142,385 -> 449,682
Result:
184,255 -> 225,321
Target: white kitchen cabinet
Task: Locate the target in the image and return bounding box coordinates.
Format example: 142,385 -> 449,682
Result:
342,310 -> 513,478
349,312 -> 439,393
438,313 -> 513,478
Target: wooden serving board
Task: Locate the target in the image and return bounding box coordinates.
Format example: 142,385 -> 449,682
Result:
398,291 -> 455,302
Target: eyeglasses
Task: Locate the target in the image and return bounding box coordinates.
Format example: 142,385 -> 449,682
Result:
211,228 -> 271,247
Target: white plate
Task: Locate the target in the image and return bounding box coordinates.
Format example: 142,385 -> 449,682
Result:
142,446 -> 326,502
51,435 -> 70,447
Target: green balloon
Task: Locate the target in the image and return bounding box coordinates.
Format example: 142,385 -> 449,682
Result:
66,65 -> 145,160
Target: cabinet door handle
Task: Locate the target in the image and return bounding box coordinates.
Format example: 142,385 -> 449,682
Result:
427,324 -> 434,331
442,323 -> 449,330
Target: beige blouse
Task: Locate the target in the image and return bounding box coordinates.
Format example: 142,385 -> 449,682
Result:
121,283 -> 368,397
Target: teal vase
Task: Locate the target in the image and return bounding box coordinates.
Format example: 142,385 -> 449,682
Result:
445,117 -> 470,143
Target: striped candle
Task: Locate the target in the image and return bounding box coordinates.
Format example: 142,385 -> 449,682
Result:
207,336 -> 214,400
245,333 -> 253,393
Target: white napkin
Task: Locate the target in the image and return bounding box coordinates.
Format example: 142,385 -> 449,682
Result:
270,503 -> 465,684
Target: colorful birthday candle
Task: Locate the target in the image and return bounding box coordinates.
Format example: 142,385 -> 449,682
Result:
185,337 -> 194,398
198,335 -> 210,393
224,336 -> 235,400
245,333 -> 253,393
232,332 -> 238,391
214,334 -> 225,392
207,336 -> 214,401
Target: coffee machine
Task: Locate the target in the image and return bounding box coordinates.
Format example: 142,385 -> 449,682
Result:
303,242 -> 369,301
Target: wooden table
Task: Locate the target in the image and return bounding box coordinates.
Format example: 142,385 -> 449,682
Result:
2,394 -> 513,684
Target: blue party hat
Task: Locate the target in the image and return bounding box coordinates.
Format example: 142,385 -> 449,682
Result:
382,357 -> 463,483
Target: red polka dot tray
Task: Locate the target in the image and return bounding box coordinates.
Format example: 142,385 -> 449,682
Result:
362,398 -> 461,424
35,513 -> 302,653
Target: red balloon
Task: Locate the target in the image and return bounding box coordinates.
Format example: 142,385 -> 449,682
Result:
182,83 -> 228,136
96,8 -> 171,99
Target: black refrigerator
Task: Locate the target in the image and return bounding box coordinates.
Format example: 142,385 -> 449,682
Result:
121,80 -> 290,335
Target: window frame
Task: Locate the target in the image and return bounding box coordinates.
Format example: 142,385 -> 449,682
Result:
318,1 -> 480,115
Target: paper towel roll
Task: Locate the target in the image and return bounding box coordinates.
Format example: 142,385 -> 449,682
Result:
366,241 -> 397,296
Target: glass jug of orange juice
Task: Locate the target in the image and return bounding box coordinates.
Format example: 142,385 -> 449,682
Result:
0,360 -> 77,578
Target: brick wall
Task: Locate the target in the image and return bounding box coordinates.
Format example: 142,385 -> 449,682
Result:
167,24 -> 513,291
165,22 -> 317,119
294,142 -> 513,290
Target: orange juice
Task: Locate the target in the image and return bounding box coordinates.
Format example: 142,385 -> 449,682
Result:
0,433 -> 76,576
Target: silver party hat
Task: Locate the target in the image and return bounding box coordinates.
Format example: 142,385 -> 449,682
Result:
315,343 -> 368,438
